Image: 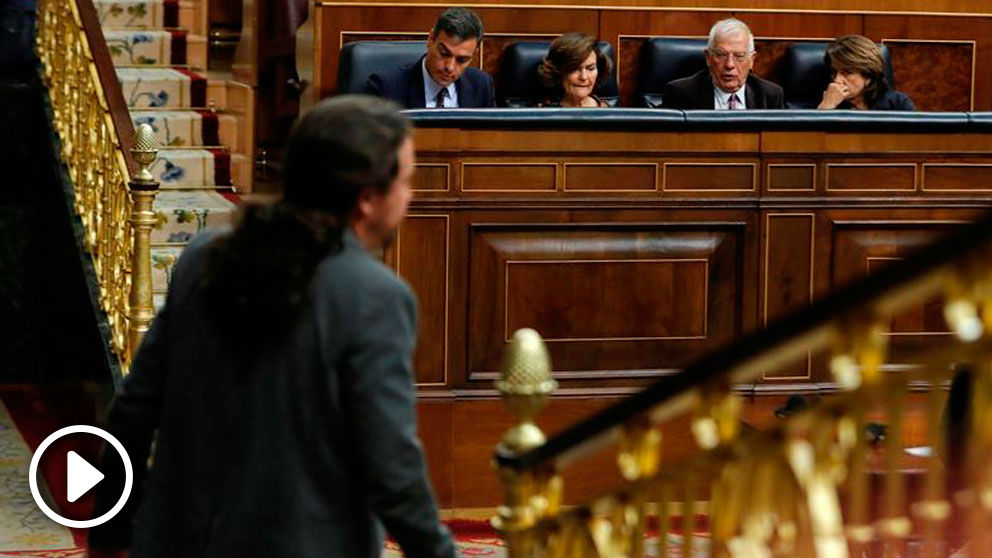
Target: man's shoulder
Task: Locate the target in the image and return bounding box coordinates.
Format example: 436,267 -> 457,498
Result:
665,70 -> 708,91
370,60 -> 418,87
318,243 -> 413,303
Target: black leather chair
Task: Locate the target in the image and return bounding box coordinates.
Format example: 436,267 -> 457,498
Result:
636,38 -> 708,108
497,40 -> 619,107
336,41 -> 426,95
781,42 -> 895,109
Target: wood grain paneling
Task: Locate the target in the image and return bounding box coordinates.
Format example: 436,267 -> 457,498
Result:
866,257 -> 949,334
830,221 -> 967,357
462,163 -> 557,192
767,163 -> 816,192
922,163 -> 992,192
397,215 -> 449,385
468,224 -> 745,380
413,163 -> 450,191
505,259 -> 707,340
883,40 -> 973,111
564,163 -> 657,191
826,164 -> 917,191
664,162 -> 756,192
762,213 -> 814,380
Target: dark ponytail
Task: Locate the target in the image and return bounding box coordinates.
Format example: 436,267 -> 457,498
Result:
201,95 -> 410,349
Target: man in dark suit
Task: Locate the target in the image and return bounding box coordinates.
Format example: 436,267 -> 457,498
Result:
662,18 -> 784,110
88,96 -> 456,557
364,7 -> 495,108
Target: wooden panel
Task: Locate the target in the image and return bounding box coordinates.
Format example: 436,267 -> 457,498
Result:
865,15 -> 992,111
505,259 -> 707,340
397,215 -> 449,385
462,163 -> 557,192
564,163 -> 657,192
922,163 -> 992,192
884,41 -> 973,111
826,164 -> 916,191
830,221 -> 968,358
866,257 -> 948,334
767,163 -> 816,192
762,213 -> 814,380
468,224 -> 745,380
664,162 -> 756,192
413,164 -> 450,191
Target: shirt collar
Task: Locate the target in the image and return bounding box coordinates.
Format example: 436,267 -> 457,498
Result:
422,58 -> 456,103
714,80 -> 747,104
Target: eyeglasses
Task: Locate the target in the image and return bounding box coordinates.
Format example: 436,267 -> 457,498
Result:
709,49 -> 752,63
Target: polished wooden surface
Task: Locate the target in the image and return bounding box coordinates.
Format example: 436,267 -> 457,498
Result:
401,125 -> 992,507
305,2 -> 992,111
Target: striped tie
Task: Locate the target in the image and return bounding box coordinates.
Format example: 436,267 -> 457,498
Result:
728,93 -> 740,110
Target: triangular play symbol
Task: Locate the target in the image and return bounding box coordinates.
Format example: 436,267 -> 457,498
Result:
66,450 -> 104,503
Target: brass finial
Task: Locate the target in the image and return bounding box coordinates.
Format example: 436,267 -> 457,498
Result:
131,123 -> 158,183
497,328 -> 557,453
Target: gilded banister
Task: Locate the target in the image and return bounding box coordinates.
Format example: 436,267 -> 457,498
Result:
36,0 -> 159,371
496,212 -> 992,557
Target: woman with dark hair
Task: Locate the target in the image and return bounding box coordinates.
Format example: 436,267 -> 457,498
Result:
88,96 -> 456,558
817,34 -> 915,110
537,32 -> 613,107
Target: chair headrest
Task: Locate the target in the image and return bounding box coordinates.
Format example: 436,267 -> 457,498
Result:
337,41 -> 426,95
782,42 -> 895,109
636,38 -> 709,108
497,40 -> 619,107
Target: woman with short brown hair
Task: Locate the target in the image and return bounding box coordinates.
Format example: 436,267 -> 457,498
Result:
818,34 -> 915,110
537,32 -> 614,107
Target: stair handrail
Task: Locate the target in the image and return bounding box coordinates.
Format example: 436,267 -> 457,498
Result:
494,210 -> 992,557
36,0 -> 159,373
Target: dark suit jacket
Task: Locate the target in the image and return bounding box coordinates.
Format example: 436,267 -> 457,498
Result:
89,230 -> 455,558
840,89 -> 916,111
363,56 -> 495,108
661,69 -> 785,110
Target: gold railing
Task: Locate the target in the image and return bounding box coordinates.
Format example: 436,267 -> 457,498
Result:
36,0 -> 160,371
495,214 -> 992,557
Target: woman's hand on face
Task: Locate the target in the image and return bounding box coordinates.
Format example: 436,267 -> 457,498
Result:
818,81 -> 849,109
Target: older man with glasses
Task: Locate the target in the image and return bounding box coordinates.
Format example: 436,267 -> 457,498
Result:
661,18 -> 785,110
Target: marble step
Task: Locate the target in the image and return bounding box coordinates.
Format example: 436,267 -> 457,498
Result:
152,190 -> 236,245
96,0 -> 177,29
103,29 -> 204,68
152,148 -> 235,188
131,110 -> 238,148
117,67 -> 206,109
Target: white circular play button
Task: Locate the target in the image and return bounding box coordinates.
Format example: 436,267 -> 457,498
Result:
28,425 -> 133,528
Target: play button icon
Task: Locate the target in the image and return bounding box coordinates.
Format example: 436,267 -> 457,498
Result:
66,450 -> 105,503
29,425 -> 133,528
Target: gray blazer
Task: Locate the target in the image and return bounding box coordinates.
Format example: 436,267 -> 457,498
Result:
89,229 -> 455,558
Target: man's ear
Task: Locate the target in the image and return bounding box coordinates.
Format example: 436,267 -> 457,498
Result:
355,188 -> 376,220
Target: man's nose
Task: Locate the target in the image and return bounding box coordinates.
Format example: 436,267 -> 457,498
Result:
723,57 -> 735,69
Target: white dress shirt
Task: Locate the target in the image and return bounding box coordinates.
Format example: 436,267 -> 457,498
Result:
713,83 -> 747,110
422,59 -> 458,108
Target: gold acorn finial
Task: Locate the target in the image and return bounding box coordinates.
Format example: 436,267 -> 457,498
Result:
131,123 -> 158,183
497,328 -> 557,453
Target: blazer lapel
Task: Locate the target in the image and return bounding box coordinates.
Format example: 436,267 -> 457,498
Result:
744,75 -> 760,108
454,77 -> 468,108
406,56 -> 428,109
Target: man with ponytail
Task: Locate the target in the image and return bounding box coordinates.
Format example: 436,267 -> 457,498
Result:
88,96 -> 456,558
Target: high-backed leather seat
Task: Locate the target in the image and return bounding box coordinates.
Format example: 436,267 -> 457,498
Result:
782,42 -> 895,108
636,38 -> 708,108
336,40 -> 426,95
497,40 -> 619,107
